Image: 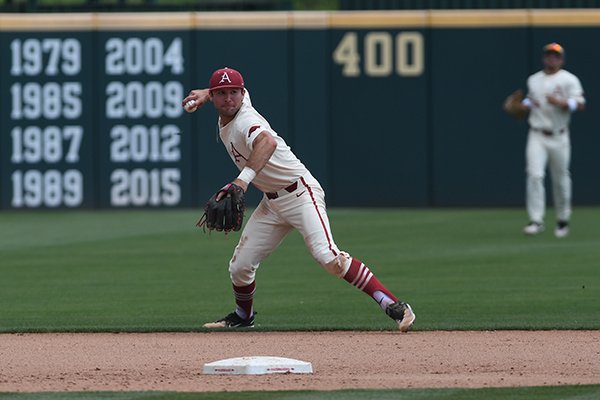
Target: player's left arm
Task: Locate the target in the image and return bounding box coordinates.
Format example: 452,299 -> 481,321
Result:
232,131 -> 277,191
547,76 -> 586,112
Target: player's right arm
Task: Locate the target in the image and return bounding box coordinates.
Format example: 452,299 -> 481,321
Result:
182,89 -> 211,111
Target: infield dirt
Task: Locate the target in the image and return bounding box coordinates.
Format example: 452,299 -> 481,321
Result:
1,330 -> 599,392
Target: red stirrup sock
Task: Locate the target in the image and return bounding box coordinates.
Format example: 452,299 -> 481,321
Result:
233,281 -> 255,320
342,258 -> 398,307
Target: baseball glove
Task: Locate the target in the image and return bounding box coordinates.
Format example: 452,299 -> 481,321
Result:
503,89 -> 527,119
197,183 -> 246,232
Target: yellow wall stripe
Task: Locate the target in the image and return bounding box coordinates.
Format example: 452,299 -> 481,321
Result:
0,13 -> 94,30
2,10 -> 600,31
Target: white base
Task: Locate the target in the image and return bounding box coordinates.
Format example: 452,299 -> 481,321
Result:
203,356 -> 313,375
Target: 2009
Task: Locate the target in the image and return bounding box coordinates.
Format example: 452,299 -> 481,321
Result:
105,81 -> 182,119
110,168 -> 180,206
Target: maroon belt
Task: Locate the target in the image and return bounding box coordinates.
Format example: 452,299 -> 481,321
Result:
534,128 -> 566,136
266,181 -> 299,200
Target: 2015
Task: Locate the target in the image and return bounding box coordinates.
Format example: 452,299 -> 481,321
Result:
110,168 -> 181,206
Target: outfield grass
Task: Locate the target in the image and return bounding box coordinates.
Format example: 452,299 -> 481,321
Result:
1,207 -> 599,399
1,207 -> 599,332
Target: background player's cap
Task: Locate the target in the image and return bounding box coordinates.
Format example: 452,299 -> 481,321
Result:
543,42 -> 565,56
209,67 -> 245,91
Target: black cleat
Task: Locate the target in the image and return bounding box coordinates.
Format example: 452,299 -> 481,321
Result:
385,302 -> 416,332
203,312 -> 256,328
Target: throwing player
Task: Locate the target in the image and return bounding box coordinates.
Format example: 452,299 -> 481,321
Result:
506,43 -> 585,238
182,67 -> 415,331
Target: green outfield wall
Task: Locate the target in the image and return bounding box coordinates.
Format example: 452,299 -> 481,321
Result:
1,10 -> 598,209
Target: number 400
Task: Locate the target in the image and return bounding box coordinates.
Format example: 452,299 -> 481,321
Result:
333,32 -> 424,77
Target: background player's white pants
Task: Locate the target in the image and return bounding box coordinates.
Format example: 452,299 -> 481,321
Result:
229,173 -> 342,286
525,130 -> 572,223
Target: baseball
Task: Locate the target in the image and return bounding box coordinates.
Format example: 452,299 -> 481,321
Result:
184,99 -> 198,113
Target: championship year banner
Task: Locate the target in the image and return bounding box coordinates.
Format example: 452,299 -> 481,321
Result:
96,30 -> 193,208
0,30 -> 95,209
2,11 -> 600,209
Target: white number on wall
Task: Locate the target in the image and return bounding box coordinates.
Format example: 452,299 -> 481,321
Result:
333,31 -> 424,77
11,126 -> 83,164
105,37 -> 184,75
10,82 -> 82,120
110,124 -> 180,162
10,38 -> 81,76
110,168 -> 181,206
105,81 -> 183,119
11,169 -> 83,207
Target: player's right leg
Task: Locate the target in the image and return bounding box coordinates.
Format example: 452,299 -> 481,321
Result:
524,132 -> 548,234
279,177 -> 415,332
203,199 -> 292,328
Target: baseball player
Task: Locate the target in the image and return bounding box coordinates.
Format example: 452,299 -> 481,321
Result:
182,67 -> 415,331
509,43 -> 585,238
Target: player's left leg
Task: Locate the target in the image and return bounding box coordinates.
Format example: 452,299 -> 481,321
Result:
548,134 -> 572,237
203,199 -> 292,328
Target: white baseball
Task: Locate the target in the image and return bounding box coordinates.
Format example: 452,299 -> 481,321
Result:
184,99 -> 198,113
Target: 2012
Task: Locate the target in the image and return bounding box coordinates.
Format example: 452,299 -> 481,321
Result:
110,124 -> 180,163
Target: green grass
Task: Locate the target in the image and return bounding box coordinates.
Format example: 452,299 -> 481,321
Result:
2,386 -> 600,399
1,207 -> 599,332
1,207 -> 599,399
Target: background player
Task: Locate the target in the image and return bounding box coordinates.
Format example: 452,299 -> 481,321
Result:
182,67 -> 415,331
508,43 -> 585,238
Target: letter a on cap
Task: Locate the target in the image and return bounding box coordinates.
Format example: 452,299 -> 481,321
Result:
209,67 -> 244,90
219,72 -> 232,84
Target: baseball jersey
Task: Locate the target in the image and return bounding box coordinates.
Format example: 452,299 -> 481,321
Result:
526,69 -> 585,132
218,90 -> 308,193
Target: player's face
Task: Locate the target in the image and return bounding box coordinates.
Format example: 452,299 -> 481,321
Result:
211,88 -> 245,120
542,52 -> 564,72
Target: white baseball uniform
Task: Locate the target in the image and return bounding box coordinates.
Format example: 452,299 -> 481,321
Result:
524,69 -> 585,223
218,91 -> 345,286
205,87 -> 413,331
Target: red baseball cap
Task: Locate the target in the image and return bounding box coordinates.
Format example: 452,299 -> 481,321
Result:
209,67 -> 245,91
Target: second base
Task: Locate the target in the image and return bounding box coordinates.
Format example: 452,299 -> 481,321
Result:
203,356 -> 313,375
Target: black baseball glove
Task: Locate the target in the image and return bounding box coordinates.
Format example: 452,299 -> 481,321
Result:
197,183 -> 246,232
503,89 -> 527,120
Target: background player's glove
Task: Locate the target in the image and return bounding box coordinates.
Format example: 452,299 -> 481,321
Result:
197,183 -> 246,232
503,89 -> 527,120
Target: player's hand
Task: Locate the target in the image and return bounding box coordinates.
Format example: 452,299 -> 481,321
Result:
182,89 -> 211,112
546,94 -> 567,109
